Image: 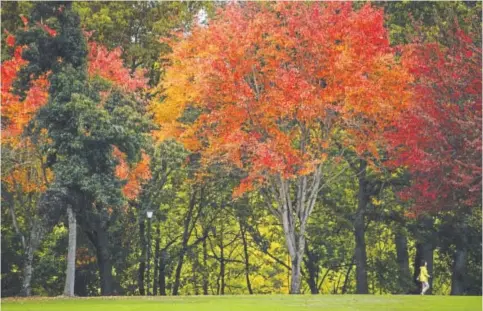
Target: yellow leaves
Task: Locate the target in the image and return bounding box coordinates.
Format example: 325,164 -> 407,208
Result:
371,197 -> 383,206
2,139 -> 53,194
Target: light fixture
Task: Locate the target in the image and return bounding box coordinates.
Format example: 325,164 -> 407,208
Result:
146,210 -> 153,219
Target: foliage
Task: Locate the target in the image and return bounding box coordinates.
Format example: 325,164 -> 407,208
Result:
1,1 -> 481,298
386,26 -> 482,211
154,2 -> 412,195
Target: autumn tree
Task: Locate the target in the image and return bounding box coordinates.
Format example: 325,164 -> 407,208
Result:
1,29 -> 51,296
386,23 -> 481,295
153,2 -> 412,294
14,2 -> 151,296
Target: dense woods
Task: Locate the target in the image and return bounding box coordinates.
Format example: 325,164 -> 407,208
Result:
1,1 -> 481,297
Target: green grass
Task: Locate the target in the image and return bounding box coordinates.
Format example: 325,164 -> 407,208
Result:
2,295 -> 482,311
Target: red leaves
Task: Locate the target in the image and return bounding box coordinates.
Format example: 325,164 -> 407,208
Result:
157,2 -> 411,197
87,42 -> 147,92
37,22 -> 57,37
4,30 -> 16,47
387,27 -> 482,212
1,43 -> 50,141
20,15 -> 28,27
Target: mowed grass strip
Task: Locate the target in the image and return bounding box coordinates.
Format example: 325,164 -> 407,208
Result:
2,295 -> 482,311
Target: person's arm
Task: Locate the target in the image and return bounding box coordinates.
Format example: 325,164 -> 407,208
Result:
424,268 -> 430,278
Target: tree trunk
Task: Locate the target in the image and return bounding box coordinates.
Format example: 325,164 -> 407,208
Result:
289,249 -> 304,294
395,227 -> 411,293
146,217 -> 152,296
74,270 -> 88,297
20,219 -> 44,296
304,243 -> 319,294
219,222 -> 225,295
63,205 -> 76,297
275,170 -> 321,294
451,220 -> 468,296
450,247 -> 467,295
158,249 -> 167,296
354,210 -> 368,294
172,190 -> 198,295
240,222 -> 253,294
342,261 -> 354,294
219,236 -> 225,295
172,248 -> 186,295
138,220 -> 146,295
96,225 -> 114,296
202,239 -> 209,295
153,224 -> 161,296
21,247 -> 35,297
354,161 -> 369,294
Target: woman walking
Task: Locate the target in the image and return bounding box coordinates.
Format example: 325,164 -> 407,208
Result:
418,261 -> 431,295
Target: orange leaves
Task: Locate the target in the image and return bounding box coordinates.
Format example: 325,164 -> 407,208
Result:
87,42 -> 147,92
154,2 -> 412,196
1,43 -> 50,143
2,138 -> 54,194
5,30 -> 16,47
113,147 -> 151,200
1,28 -> 52,197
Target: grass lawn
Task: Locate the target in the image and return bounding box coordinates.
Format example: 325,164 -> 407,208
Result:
2,295 -> 482,311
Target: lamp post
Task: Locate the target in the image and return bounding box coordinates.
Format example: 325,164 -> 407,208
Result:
146,209 -> 153,296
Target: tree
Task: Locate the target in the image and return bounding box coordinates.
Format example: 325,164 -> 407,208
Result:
1,19 -> 51,296
154,2 -> 412,293
386,23 -> 481,294
15,2 -> 151,296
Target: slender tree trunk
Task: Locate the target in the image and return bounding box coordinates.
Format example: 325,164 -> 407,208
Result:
240,222 -> 253,294
9,189 -> 44,297
289,249 -> 304,294
219,233 -> 225,295
202,239 -> 209,295
451,221 -> 468,295
450,247 -> 467,295
21,245 -> 35,297
395,227 -> 411,293
153,224 -> 160,296
172,190 -> 198,295
354,160 -> 369,294
304,243 -> 319,294
96,225 -> 114,296
354,200 -> 368,294
138,220 -> 146,295
341,262 -> 354,294
20,219 -> 44,296
275,170 -> 321,294
172,248 -> 186,295
146,217 -> 152,296
158,249 -> 167,296
64,205 -> 76,297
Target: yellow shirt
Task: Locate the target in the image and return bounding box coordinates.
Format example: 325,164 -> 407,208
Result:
419,266 -> 430,283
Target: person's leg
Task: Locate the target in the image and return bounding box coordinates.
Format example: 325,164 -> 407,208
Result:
422,282 -> 429,295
